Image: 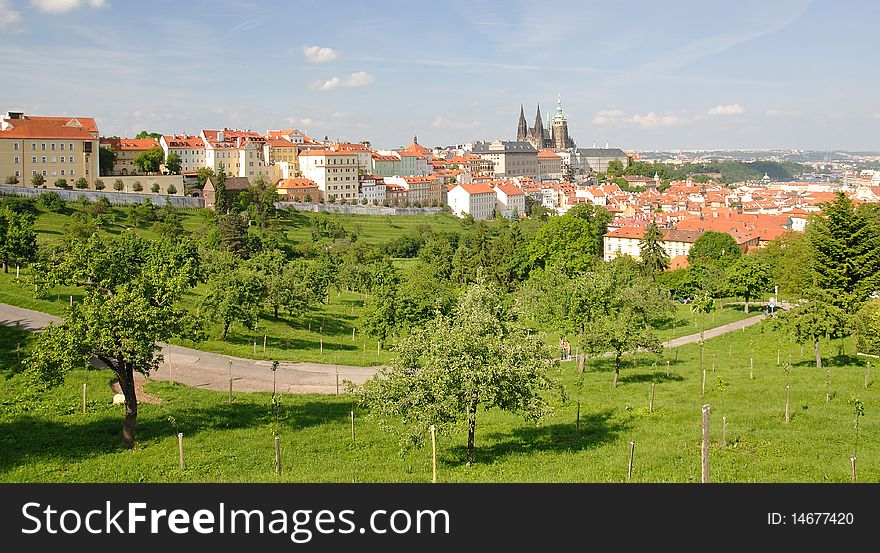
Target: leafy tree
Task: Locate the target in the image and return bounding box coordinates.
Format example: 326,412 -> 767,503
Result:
725,255 -> 771,312
165,153 -> 182,174
688,231 -> 741,268
31,174 -> 45,188
54,178 -> 68,189
74,177 -> 88,189
394,262 -> 456,329
383,235 -> 422,258
528,204 -> 611,275
27,234 -> 201,448
166,184 -> 177,195
639,222 -> 669,278
0,208 -> 38,272
132,181 -> 143,192
197,167 -> 215,189
805,192 -> 880,312
149,182 -> 159,193
134,131 -> 162,140
753,231 -> 811,298
359,280 -> 558,466
854,299 -> 880,357
99,146 -> 116,176
132,147 -> 164,174
358,261 -> 399,341
606,159 -> 624,178
218,212 -> 249,258
200,267 -> 267,340
213,168 -> 229,214
246,175 -> 277,228
94,178 -> 105,191
37,191 -> 65,212
113,179 -> 124,191
5,175 -> 19,185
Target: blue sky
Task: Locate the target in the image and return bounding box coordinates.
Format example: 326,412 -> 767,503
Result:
0,0 -> 877,150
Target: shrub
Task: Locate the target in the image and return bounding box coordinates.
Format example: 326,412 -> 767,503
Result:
54,178 -> 68,189
132,181 -> 143,192
37,191 -> 65,212
94,178 -> 105,190
151,183 -> 160,193
74,177 -> 88,189
304,194 -> 312,203
113,179 -> 124,191
166,184 -> 177,195
5,175 -> 19,185
31,174 -> 45,187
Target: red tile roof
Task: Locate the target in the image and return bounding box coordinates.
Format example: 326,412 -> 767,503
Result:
276,178 -> 318,190
1,115 -> 98,140
100,138 -> 159,151
456,183 -> 494,195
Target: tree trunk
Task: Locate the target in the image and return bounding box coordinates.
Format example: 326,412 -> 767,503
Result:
117,360 -> 138,449
274,305 -> 279,319
2,260 -> 7,274
466,397 -> 477,467
814,336 -> 822,370
613,354 -> 620,388
743,295 -> 749,313
220,320 -> 230,341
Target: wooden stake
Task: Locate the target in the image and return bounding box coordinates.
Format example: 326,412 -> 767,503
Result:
866,362 -> 871,389
350,410 -> 355,442
352,327 -> 355,340
335,370 -> 339,396
851,456 -> 856,483
712,353 -> 715,372
377,341 -> 381,356
320,338 -> 323,355
785,385 -> 791,424
16,265 -> 19,279
576,400 -> 581,432
650,384 -> 655,414
69,294 -> 73,306
253,341 -> 256,355
729,344 -> 732,357
777,349 -> 780,366
309,322 -> 311,332
82,382 -> 86,415
701,370 -> 706,398
274,434 -> 281,475
627,441 -> 635,482
178,432 -> 185,470
263,335 -> 267,352
228,377 -> 233,404
722,416 -> 727,448
701,404 -> 710,483
666,360 -> 670,377
578,354 -> 584,374
430,425 -> 437,483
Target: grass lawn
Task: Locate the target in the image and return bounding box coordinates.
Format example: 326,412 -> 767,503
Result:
1,320 -> 876,482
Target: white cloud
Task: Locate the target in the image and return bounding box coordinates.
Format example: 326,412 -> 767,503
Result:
303,45 -> 337,64
765,109 -> 800,118
630,112 -> 687,128
30,0 -> 108,14
0,0 -> 22,30
592,110 -> 625,125
708,103 -> 746,116
311,71 -> 374,91
431,116 -> 479,130
345,71 -> 374,87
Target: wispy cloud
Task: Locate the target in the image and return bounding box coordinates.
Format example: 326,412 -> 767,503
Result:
0,0 -> 22,31
30,0 -> 108,14
765,109 -> 801,118
431,116 -> 479,130
708,104 -> 746,116
227,16 -> 269,37
592,110 -> 625,125
311,71 -> 374,91
593,109 -> 688,128
303,45 -> 337,63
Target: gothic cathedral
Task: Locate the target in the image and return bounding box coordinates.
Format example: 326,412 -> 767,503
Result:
517,95 -> 576,151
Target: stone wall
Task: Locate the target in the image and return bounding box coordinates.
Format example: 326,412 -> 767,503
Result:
0,185 -> 204,207
277,202 -> 444,216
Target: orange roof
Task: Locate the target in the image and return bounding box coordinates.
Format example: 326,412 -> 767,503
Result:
276,178 -> 318,190
456,183 -> 495,195
401,141 -> 431,156
372,153 -> 399,161
669,255 -> 690,270
335,142 -> 372,152
1,115 -> 98,140
537,149 -> 561,159
299,149 -> 357,157
100,138 -> 158,151
495,183 -> 524,196
264,138 -> 297,148
162,135 -> 205,149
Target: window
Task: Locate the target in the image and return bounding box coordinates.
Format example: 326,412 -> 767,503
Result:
61,170 -> 65,176
51,143 -> 55,150
85,169 -> 89,175
41,143 -> 46,150
32,170 -> 37,176
51,170 -> 57,176
41,170 -> 47,176
42,156 -> 47,163
31,144 -> 35,150
14,170 -> 19,177
71,170 -> 75,176
70,143 -> 74,151
60,143 -> 65,150
51,156 -> 57,163
13,142 -> 19,150
14,156 -> 19,163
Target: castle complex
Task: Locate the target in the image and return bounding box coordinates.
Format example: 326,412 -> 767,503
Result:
517,95 -> 576,151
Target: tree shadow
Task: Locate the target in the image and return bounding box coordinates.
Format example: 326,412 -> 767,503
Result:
223,333 -> 359,352
446,409 -> 627,465
617,372 -> 685,384
827,353 -> 862,367
0,398 -> 352,475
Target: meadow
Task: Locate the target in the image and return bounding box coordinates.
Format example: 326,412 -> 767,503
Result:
1,320 -> 875,483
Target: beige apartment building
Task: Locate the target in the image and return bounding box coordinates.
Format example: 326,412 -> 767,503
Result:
472,140 -> 538,180
99,137 -> 159,176
299,149 -> 359,201
0,111 -> 100,187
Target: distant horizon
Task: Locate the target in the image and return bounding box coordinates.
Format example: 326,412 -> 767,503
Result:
1,0 -> 878,150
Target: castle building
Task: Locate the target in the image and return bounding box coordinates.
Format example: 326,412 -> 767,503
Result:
517,95 -> 576,151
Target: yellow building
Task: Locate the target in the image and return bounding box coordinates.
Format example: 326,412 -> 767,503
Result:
99,137 -> 159,176
0,111 -> 100,187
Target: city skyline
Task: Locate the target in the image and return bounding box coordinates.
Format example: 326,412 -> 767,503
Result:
0,0 -> 877,150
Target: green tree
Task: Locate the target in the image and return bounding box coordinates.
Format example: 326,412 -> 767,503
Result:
725,255 -> 771,312
606,159 -> 624,178
358,262 -> 399,341
54,178 -> 68,189
94,178 -> 105,191
74,177 -> 88,189
27,235 -> 201,448
218,212 -> 249,258
0,208 -> 38,272
31,174 -> 45,188
246,175 -> 278,228
529,204 -> 611,275
854,299 -> 880,357
132,181 -> 143,192
165,153 -> 182,174
5,175 -> 19,185
132,146 -> 164,174
113,179 -> 124,191
134,131 -> 162,140
213,168 -> 229,214
359,280 -> 558,466
99,146 -> 116,176
639,222 -> 669,278
200,267 -> 267,340
150,183 -> 160,193
753,231 -> 811,298
37,191 -> 65,212
806,192 -> 880,311
166,184 -> 177,195
688,231 -> 741,268
197,167 -> 215,189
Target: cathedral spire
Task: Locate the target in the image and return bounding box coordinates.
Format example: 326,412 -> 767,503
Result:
533,103 -> 545,140
517,104 -> 528,141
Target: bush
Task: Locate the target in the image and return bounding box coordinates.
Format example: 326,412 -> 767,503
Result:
31,174 -> 45,187
94,178 -> 105,190
150,183 -> 160,193
53,178 -> 68,189
304,194 -> 313,203
166,184 -> 177,195
74,177 -> 88,189
0,196 -> 36,215
113,179 -> 124,191
132,181 -> 143,192
383,235 -> 422,258
37,191 -> 65,212
5,175 -> 19,185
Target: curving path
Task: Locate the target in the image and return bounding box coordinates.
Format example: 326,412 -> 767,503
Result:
0,302 -> 775,395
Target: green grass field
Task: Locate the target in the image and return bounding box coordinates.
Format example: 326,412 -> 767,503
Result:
1,320 -> 876,482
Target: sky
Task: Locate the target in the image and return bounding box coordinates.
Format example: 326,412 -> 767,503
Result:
0,0 -> 877,151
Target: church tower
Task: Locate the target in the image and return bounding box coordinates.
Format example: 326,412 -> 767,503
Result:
517,105 -> 528,142
532,103 -> 545,147
551,94 -> 573,150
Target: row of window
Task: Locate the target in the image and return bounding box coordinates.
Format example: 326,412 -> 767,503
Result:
330,177 -> 354,182
27,169 -> 77,177
17,156 -> 77,164
12,142 -> 79,151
